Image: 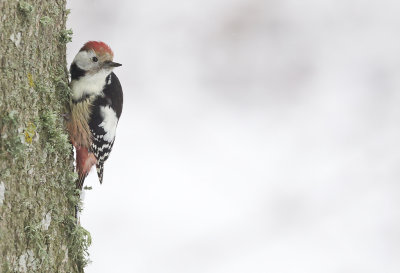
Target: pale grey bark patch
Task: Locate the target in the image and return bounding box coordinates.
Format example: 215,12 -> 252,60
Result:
41,211 -> 52,231
0,182 -> 5,206
17,250 -> 37,273
10,32 -> 22,47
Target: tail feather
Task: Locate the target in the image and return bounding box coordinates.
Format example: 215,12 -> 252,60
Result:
96,163 -> 104,184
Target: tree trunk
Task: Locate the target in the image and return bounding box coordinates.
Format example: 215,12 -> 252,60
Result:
0,1 -> 90,272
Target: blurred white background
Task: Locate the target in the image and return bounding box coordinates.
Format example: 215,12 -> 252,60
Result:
67,1 -> 400,272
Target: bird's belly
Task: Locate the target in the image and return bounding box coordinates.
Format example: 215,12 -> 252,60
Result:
68,100 -> 93,148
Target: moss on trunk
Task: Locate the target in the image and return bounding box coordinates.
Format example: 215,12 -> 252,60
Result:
0,1 -> 90,272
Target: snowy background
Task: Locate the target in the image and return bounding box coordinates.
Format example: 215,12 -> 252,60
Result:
67,1 -> 400,272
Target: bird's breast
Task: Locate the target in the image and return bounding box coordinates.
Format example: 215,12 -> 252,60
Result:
70,70 -> 109,102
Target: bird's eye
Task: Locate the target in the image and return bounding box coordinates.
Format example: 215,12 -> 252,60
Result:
92,57 -> 98,62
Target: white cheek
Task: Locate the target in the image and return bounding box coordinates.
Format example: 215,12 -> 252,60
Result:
99,106 -> 118,142
73,51 -> 96,70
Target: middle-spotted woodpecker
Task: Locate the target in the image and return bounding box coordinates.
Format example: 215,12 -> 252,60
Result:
67,41 -> 123,189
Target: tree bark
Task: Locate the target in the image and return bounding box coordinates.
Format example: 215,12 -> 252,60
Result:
0,1 -> 90,272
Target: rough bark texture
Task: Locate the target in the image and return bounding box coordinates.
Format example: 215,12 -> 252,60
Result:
0,1 -> 90,272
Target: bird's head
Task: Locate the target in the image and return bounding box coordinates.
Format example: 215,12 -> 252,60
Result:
72,41 -> 122,75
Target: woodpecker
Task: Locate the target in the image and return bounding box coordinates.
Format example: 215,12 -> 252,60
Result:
67,41 -> 123,189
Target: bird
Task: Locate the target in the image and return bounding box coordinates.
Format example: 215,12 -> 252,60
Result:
67,41 -> 123,190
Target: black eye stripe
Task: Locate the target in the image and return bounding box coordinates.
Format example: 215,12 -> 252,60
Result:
92,56 -> 98,62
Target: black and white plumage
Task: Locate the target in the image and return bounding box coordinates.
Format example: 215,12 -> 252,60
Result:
89,72 -> 123,184
67,41 -> 123,189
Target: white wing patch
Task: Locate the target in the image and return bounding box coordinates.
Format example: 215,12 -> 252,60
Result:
99,106 -> 118,142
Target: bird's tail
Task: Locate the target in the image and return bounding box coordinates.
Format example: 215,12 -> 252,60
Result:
96,162 -> 104,184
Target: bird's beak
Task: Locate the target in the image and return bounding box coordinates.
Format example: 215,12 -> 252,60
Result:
103,61 -> 122,68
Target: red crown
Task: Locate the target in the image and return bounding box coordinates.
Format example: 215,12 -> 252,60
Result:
80,41 -> 114,57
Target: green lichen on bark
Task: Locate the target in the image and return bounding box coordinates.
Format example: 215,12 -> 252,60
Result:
0,1 -> 90,272
59,29 -> 73,44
